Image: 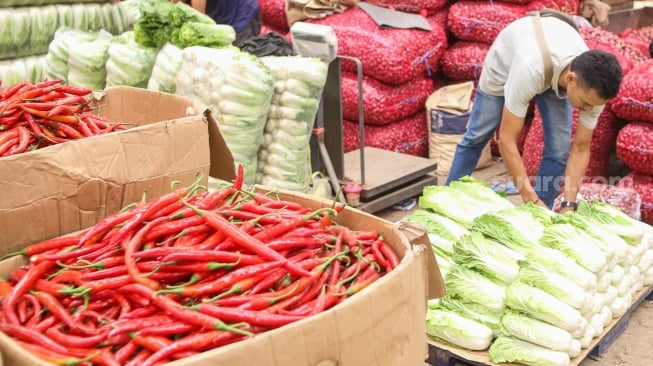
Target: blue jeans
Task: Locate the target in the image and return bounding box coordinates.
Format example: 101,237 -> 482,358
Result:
445,88 -> 572,208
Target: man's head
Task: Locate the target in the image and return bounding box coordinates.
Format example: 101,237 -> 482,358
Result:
566,50 -> 623,111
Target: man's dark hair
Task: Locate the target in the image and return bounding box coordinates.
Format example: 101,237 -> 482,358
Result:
570,49 -> 623,100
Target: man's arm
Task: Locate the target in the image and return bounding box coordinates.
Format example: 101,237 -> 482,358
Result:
561,122 -> 592,212
190,0 -> 207,12
498,106 -> 546,207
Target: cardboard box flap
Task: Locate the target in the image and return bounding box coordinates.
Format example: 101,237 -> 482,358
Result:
397,220 -> 446,300
93,86 -> 236,182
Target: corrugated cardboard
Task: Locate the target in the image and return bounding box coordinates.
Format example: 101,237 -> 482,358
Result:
0,189 -> 445,366
0,86 -> 235,256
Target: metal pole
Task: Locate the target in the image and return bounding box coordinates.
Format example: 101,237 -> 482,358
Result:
336,55 -> 365,185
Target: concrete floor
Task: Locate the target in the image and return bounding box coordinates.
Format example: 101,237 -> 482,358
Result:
374,160 -> 653,366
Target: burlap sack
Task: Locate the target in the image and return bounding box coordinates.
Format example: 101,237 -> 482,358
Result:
426,81 -> 492,175
285,0 -> 359,27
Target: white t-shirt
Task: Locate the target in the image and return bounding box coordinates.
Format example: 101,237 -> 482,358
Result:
478,16 -> 603,129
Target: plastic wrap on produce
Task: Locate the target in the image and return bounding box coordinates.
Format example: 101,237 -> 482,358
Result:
105,31 -> 158,89
0,2 -> 133,61
68,31 -> 112,91
45,28 -> 98,83
176,46 -> 275,184
147,43 -> 184,94
257,56 -> 328,192
0,55 -> 47,85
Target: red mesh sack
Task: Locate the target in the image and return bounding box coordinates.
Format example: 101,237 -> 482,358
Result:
341,71 -> 434,126
616,121 -> 653,175
308,8 -> 448,85
611,61 -> 653,123
553,182 -> 643,220
343,112 -> 429,157
259,0 -> 290,31
447,1 -> 528,44
619,26 -> 653,57
617,171 -> 653,224
527,0 -> 580,14
440,41 -> 490,81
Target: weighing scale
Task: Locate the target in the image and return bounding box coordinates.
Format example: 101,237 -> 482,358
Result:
290,22 -> 438,213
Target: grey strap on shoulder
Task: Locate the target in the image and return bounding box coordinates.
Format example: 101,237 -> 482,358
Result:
532,11 -> 554,88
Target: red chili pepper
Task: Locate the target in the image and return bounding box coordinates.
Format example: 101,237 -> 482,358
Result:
160,250 -> 264,267
160,260 -> 284,297
45,326 -> 108,348
120,283 -> 253,337
114,340 -> 139,364
140,330 -> 236,366
47,104 -> 81,117
192,303 -> 306,327
137,322 -> 198,337
0,81 -> 29,100
370,239 -> 389,270
45,120 -> 84,139
378,240 -> 399,270
107,315 -> 175,340
3,260 -> 55,325
0,323 -> 71,354
4,125 -> 31,156
124,216 -> 169,291
21,106 -> 79,124
125,348 -> 152,366
132,334 -> 198,360
32,291 -> 96,335
54,85 -> 93,96
183,200 -> 312,278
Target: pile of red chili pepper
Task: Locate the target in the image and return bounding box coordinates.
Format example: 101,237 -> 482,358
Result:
0,79 -> 126,157
0,168 -> 399,366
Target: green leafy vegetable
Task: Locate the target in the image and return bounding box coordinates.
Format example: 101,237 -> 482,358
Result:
472,207 -> 545,256
453,231 -> 522,285
444,266 -> 507,313
426,309 -> 494,351
489,335 -> 571,366
504,281 -> 587,336
500,309 -> 576,353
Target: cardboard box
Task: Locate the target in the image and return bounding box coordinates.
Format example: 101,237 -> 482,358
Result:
0,86 -> 235,255
0,190 -> 445,366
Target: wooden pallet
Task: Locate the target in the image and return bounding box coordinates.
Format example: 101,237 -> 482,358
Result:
425,284 -> 653,366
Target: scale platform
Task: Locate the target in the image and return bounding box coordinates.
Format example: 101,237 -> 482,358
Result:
343,147 -> 438,212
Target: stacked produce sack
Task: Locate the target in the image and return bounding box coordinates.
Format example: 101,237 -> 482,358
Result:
257,56 -> 328,192
303,7 -> 448,157
613,59 -> 653,225
259,0 -> 291,36
408,177 -> 653,366
175,46 -> 275,185
0,1 -> 135,85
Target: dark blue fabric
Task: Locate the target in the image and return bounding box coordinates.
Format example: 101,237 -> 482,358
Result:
204,0 -> 260,33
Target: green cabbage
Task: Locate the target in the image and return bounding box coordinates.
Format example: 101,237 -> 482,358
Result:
173,21 -> 235,48
576,201 -> 644,245
527,246 -> 597,292
472,207 -> 545,256
406,209 -> 469,259
426,309 -> 494,351
500,309 -> 576,353
505,281 -> 586,336
540,224 -> 607,274
449,176 -> 515,210
453,231 -> 521,285
444,266 -> 507,313
432,296 -> 503,334
517,261 -> 593,314
489,335 -> 571,366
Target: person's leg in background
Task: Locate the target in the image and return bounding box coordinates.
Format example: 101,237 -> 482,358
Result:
533,89 -> 572,208
445,89 -> 504,185
234,10 -> 262,47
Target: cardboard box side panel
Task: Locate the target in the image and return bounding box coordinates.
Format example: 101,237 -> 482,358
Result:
334,245 -> 428,365
206,110 -> 236,181
97,86 -> 195,126
0,117 -> 210,252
